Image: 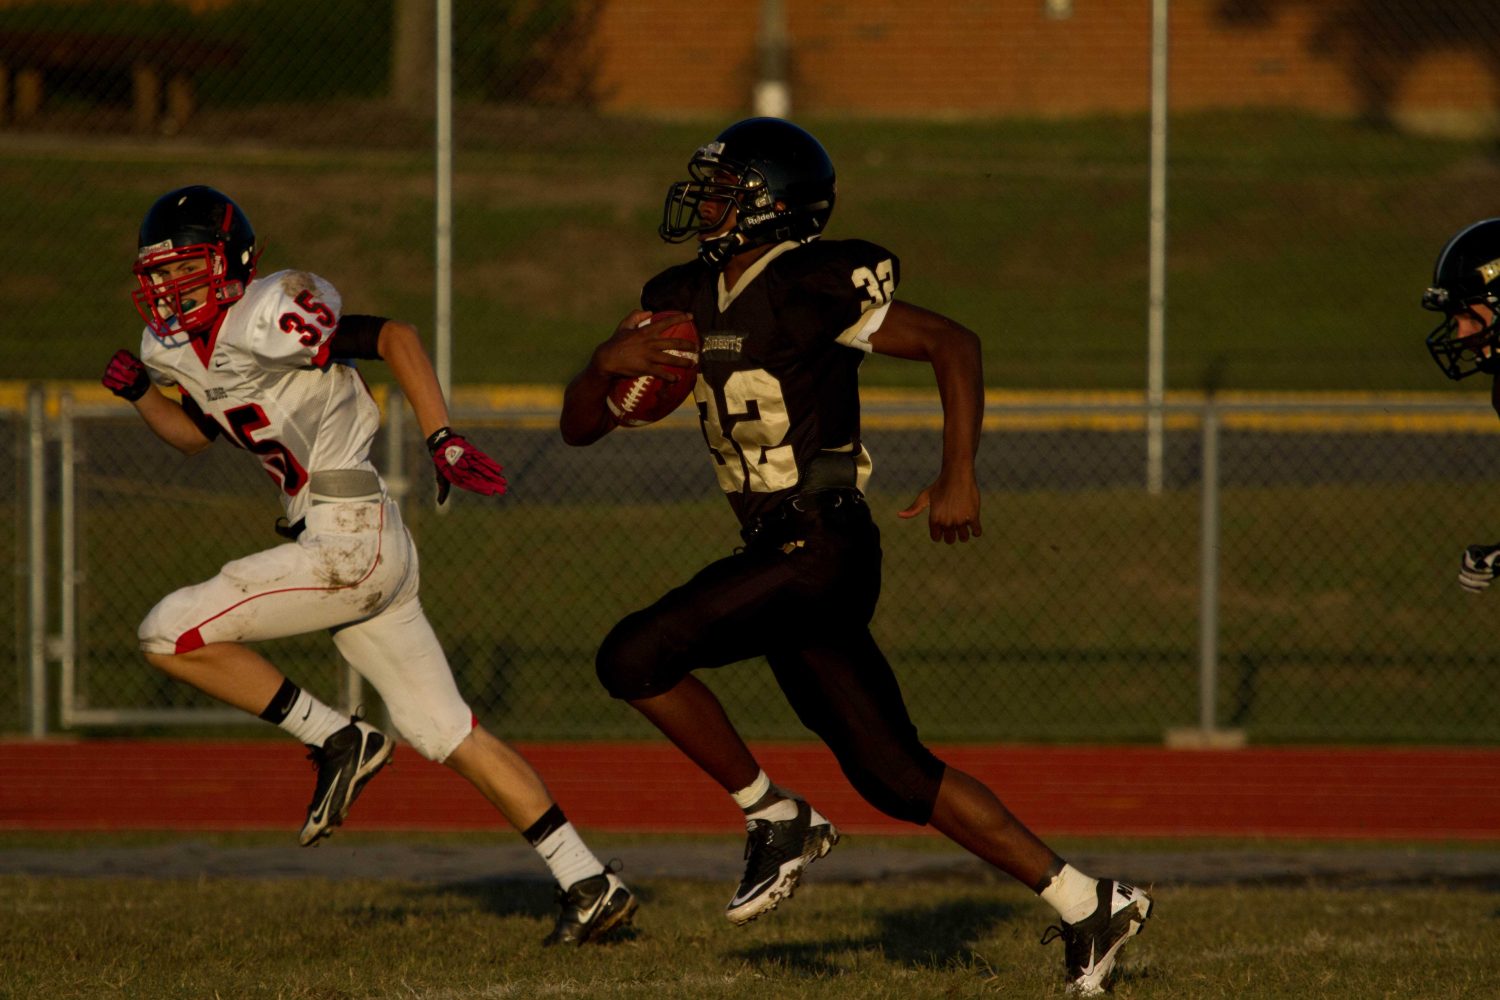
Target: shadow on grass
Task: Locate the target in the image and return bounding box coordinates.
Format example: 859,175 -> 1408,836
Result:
391,876 -> 653,945
731,898 -> 1018,976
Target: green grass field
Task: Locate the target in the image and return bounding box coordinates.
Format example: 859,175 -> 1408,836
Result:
3,108 -> 1498,391
2,833 -> 1496,1000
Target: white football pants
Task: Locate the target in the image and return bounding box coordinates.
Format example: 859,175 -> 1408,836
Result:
138,493 -> 473,762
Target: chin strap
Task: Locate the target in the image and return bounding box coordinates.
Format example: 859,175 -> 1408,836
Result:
698,226 -> 821,267
697,232 -> 744,266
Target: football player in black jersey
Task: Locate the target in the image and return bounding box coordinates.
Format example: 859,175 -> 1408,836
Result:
560,118 -> 1152,993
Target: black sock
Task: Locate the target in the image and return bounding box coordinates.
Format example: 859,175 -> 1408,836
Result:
257,679 -> 301,723
521,803 -> 567,846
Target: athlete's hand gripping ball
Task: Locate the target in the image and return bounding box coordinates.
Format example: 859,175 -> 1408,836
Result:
1459,543 -> 1500,593
102,349 -> 151,402
606,312 -> 700,427
426,426 -> 507,505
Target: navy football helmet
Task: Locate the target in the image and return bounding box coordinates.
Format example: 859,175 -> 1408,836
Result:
1424,218 -> 1500,380
660,118 -> 836,266
132,185 -> 260,338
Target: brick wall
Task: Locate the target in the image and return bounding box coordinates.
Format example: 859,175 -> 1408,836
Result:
584,1 -> 1499,125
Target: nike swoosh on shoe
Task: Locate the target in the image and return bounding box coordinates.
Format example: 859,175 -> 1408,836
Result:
1077,942 -> 1099,979
728,874 -> 777,908
307,784 -> 340,828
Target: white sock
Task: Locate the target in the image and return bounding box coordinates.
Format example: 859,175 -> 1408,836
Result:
1040,864 -> 1101,925
730,770 -> 772,810
745,796 -> 798,825
278,690 -> 348,747
533,822 -> 606,891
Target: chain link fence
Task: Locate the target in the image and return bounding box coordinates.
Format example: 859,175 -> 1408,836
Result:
4,2 -> 1500,743
8,388 -> 1500,745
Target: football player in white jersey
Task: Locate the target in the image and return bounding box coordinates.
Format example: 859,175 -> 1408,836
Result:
101,185 -> 635,946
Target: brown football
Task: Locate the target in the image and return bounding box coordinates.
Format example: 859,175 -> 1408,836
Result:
606,313 -> 700,427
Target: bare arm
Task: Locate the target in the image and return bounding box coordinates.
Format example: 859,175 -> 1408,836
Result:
372,319 -> 507,501
560,310 -> 693,446
376,320 -> 451,439
103,348 -> 213,455
866,301 -> 984,543
559,346 -> 626,448
132,388 -> 215,456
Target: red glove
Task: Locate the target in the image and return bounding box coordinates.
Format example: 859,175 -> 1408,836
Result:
102,349 -> 151,402
426,426 -> 507,504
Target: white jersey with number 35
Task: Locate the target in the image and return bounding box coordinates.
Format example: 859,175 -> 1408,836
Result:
138,269 -> 382,524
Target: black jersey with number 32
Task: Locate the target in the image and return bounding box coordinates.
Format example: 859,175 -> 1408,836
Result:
642,238 -> 900,526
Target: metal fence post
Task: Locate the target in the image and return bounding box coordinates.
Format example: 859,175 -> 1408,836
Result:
1168,397 -> 1243,747
57,391 -> 77,729
337,389 -> 408,717
385,389 -> 408,508
434,0 -> 453,401
26,383 -> 46,738
1197,399 -> 1220,734
1145,0 -> 1169,495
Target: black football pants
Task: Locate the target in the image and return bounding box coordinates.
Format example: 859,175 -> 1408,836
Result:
595,500 -> 947,824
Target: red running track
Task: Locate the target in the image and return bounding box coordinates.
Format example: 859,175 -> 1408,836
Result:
1,741 -> 1496,841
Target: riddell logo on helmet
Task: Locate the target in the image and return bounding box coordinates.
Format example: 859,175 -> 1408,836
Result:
1480,259 -> 1500,284
138,239 -> 173,259
741,211 -> 779,227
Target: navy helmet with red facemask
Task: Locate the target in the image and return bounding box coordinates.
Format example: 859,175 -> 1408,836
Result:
1424,218 -> 1500,380
132,185 -> 261,339
659,117 -> 836,267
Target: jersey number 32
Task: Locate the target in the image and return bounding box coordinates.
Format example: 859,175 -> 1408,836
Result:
697,369 -> 795,494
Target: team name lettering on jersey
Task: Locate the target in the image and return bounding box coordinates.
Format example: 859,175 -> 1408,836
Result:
701,333 -> 746,359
